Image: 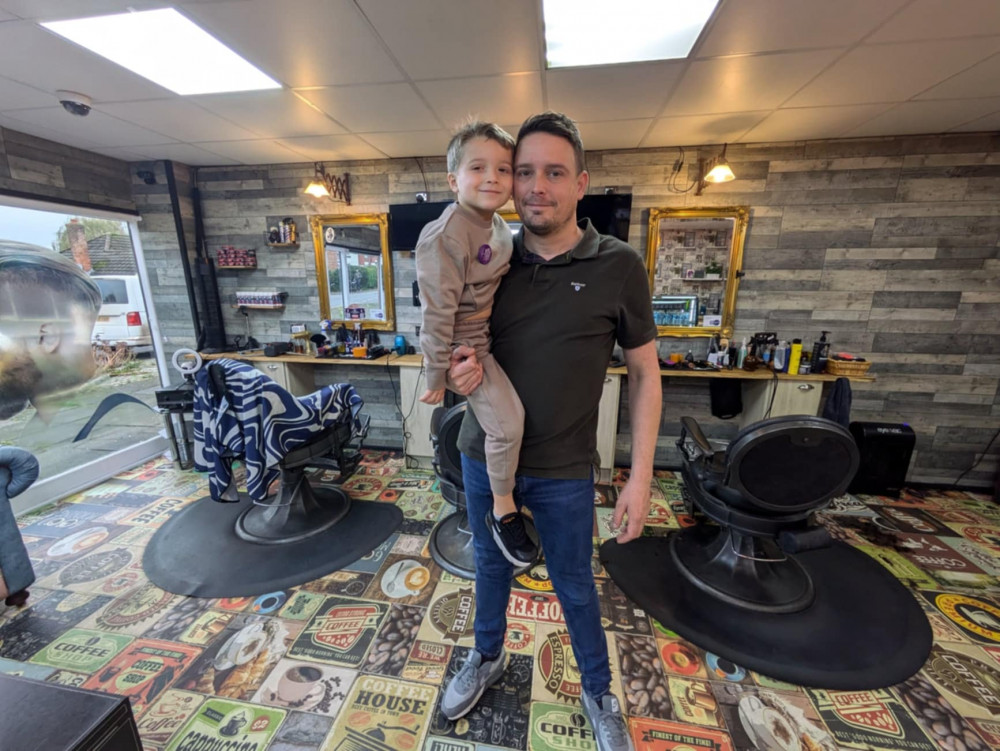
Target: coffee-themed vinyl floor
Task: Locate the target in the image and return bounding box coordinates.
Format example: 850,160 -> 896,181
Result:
2,450 -> 1000,751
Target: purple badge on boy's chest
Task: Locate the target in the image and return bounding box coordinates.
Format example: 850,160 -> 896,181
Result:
477,244 -> 492,264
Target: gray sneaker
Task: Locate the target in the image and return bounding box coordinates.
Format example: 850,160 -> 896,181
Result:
581,691 -> 634,751
440,648 -> 508,720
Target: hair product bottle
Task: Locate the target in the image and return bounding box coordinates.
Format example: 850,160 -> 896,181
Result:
788,338 -> 803,375
810,331 -> 830,374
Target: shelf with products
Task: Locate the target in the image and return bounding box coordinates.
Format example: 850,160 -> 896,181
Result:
265,242 -> 299,249
217,265 -> 258,270
233,290 -> 287,309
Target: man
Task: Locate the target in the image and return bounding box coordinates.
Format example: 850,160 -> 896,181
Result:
439,112 -> 662,751
0,240 -> 101,421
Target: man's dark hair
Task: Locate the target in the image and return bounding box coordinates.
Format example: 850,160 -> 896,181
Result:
516,112 -> 586,174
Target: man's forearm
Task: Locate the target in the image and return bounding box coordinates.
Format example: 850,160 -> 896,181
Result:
625,350 -> 662,483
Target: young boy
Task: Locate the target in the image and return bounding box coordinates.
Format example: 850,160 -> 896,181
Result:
415,121 -> 537,567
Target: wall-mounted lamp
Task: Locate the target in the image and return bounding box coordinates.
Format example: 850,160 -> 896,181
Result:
695,143 -> 735,195
303,163 -> 351,204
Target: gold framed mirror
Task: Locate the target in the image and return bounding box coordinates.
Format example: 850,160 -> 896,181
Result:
646,206 -> 748,338
310,213 -> 394,331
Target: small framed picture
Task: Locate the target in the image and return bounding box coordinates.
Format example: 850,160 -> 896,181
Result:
684,231 -> 696,247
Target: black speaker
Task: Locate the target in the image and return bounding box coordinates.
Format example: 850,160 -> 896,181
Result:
848,422 -> 916,497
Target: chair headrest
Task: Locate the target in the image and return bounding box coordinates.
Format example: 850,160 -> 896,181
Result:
726,416 -> 859,514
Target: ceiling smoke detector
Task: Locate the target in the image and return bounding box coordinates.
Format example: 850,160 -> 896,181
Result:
56,90 -> 92,117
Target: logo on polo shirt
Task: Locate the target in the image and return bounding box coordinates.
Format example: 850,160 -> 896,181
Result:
570,282 -> 586,291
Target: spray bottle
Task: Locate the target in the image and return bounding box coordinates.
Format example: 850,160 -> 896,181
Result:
737,337 -> 748,368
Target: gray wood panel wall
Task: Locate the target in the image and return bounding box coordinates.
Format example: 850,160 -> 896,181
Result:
129,132 -> 1000,489
0,127 -> 134,211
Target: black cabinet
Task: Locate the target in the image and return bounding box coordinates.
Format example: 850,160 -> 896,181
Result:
0,673 -> 142,750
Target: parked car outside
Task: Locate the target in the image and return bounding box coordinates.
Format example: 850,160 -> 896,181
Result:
91,275 -> 152,354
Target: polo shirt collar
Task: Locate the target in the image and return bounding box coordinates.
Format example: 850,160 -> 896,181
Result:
515,218 -> 599,265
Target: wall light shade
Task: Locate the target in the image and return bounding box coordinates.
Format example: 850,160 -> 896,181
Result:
695,144 -> 736,195
304,163 -> 351,204
704,161 -> 735,183
303,181 -> 330,198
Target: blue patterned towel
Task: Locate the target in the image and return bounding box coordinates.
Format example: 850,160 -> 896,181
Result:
192,358 -> 363,502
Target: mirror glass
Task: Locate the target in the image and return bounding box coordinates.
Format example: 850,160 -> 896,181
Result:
310,213 -> 394,330
646,207 -> 748,338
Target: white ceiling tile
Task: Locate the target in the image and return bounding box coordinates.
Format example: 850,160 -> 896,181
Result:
696,0 -> 909,56
0,21 -> 173,101
86,145 -> 157,162
358,0 -> 541,79
665,50 -> 842,115
644,112 -> 770,148
2,107 -> 176,146
191,138 -> 307,164
843,98 -> 1000,137
275,134 -> 386,161
0,10 -> 16,21
0,76 -> 55,110
184,0 -> 404,87
914,53 -> 1000,100
0,112 -> 99,149
741,104 -> 893,143
192,90 -> 346,138
786,37 -> 1000,107
359,130 -> 451,159
417,74 -> 542,130
0,1 -> 166,20
577,120 -> 652,151
949,108 -> 1000,132
546,62 -> 685,121
297,84 -> 440,133
868,0 -> 1000,43
99,99 -> 261,142
129,142 -> 239,165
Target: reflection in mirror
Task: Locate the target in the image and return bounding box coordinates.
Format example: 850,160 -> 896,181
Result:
310,213 -> 394,330
646,207 -> 748,338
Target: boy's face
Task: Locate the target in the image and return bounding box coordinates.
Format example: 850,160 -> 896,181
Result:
448,137 -> 513,220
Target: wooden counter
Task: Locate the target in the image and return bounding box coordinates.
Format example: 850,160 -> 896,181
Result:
201,350 -> 873,480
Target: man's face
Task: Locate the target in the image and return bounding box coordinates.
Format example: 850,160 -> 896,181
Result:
513,132 -> 588,237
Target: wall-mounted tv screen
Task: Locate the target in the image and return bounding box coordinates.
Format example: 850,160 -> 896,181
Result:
389,193 -> 633,251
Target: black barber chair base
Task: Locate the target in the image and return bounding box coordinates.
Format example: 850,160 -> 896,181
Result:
671,525 -> 814,613
429,510 -> 476,579
144,491 -> 401,597
237,477 -> 350,543
601,534 -> 933,689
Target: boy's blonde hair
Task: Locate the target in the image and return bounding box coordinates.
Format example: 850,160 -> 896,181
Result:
446,121 -> 515,173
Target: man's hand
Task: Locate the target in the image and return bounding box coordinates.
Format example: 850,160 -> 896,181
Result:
419,388 -> 445,405
447,345 -> 483,395
613,478 -> 650,544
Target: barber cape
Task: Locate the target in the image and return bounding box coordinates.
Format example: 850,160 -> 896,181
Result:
192,358 -> 363,502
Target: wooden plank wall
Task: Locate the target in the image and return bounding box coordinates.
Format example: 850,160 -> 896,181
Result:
0,127 -> 134,211
133,132 -> 1000,487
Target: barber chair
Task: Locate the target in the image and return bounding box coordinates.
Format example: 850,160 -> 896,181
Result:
427,403 -> 540,579
0,448 -> 39,607
428,403 -> 476,578
203,362 -> 370,543
600,415 -> 932,689
674,415 -> 856,612
143,358 -> 401,597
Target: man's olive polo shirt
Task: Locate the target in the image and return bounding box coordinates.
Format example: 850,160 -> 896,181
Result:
457,218 -> 656,479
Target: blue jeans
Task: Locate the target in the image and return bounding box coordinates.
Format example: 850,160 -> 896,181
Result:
461,453 -> 611,699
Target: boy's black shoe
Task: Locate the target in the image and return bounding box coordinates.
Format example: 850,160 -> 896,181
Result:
487,511 -> 538,566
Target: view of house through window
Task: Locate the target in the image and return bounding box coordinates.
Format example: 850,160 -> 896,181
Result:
0,203 -> 163,483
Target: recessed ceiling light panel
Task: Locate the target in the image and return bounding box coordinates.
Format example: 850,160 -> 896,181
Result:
42,8 -> 281,96
543,0 -> 719,68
